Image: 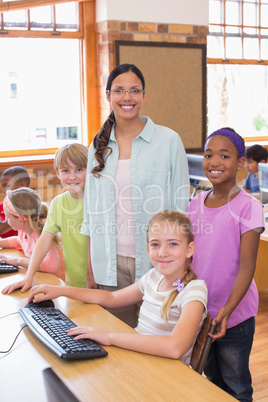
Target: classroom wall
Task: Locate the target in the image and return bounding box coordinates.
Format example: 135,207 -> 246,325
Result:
0,1 -> 211,205
0,163 -> 63,204
96,0 -> 209,25
96,0 -> 209,124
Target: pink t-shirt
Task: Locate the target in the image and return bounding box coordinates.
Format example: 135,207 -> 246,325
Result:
114,159 -> 135,258
0,201 -> 18,238
8,230 -> 60,273
187,189 -> 265,328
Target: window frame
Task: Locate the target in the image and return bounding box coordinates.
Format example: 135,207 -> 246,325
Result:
207,0 -> 268,144
208,0 -> 268,65
0,0 -> 99,159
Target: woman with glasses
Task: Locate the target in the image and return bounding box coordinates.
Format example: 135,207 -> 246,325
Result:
82,63 -> 189,327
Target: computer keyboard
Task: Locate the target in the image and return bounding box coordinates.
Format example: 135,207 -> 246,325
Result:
0,261 -> 18,273
19,306 -> 108,360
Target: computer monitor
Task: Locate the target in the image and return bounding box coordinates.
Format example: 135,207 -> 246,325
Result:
186,154 -> 211,200
186,154 -> 209,182
43,367 -> 80,402
258,162 -> 268,204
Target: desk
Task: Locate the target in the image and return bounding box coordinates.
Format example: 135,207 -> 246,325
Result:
255,233 -> 268,291
0,251 -> 235,402
254,207 -> 268,291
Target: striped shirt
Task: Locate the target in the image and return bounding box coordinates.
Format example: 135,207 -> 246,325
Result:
135,268 -> 207,365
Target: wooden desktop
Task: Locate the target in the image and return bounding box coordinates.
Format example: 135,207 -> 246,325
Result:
0,250 -> 235,402
254,220 -> 268,291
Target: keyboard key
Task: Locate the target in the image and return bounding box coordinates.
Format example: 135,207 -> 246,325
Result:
0,261 -> 18,274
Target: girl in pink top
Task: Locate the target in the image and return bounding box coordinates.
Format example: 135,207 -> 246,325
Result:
187,128 -> 265,402
0,187 -> 60,272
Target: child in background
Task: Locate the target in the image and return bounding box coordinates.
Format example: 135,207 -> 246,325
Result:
28,211 -> 207,364
0,187 -> 60,272
0,166 -> 31,238
243,144 -> 268,193
187,128 -> 265,401
2,143 -> 88,294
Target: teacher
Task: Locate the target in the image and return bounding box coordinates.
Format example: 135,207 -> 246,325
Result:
82,63 -> 189,327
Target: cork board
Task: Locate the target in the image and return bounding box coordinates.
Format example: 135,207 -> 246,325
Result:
115,41 -> 206,152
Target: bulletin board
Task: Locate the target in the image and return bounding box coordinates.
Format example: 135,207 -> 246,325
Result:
115,41 -> 207,152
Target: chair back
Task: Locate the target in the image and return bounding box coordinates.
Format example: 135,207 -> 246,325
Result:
190,313 -> 216,374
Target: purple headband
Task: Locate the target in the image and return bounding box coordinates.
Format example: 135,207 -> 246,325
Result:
204,128 -> 245,158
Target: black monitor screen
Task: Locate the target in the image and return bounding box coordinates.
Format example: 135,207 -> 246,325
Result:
43,367 -> 80,402
187,154 -> 208,182
258,163 -> 268,204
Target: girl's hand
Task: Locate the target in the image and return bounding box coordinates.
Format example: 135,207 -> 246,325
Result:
87,272 -> 99,289
0,255 -> 18,267
210,306 -> 230,340
67,326 -> 112,346
2,278 -> 32,294
28,284 -> 61,303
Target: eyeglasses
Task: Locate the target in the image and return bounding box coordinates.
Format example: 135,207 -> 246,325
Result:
108,89 -> 144,97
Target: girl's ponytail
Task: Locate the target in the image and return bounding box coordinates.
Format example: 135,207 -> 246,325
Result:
161,264 -> 197,323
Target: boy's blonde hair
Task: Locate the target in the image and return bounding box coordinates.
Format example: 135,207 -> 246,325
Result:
147,210 -> 196,323
54,143 -> 88,172
8,187 -> 60,248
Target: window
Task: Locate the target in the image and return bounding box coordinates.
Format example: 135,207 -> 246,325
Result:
1,2 -> 79,32
208,0 -> 268,61
208,0 -> 268,138
0,37 -> 81,152
0,1 -> 98,157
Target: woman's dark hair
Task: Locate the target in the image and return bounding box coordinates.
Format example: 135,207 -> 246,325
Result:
91,63 -> 145,178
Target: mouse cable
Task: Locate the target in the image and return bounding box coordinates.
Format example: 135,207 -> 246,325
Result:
0,311 -> 20,319
0,324 -> 27,353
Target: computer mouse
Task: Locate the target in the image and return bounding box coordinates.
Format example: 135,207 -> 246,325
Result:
25,299 -> 55,308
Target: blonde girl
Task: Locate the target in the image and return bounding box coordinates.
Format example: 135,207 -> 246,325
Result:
28,211 -> 207,364
0,187 -> 60,272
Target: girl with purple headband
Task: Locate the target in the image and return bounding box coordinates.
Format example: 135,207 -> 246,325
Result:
187,127 -> 265,401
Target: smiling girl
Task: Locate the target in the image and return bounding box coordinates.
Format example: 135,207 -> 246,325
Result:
187,127 -> 265,401
0,187 -> 60,271
28,210 -> 207,363
82,63 -> 190,327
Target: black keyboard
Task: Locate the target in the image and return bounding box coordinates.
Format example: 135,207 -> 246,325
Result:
19,306 -> 108,360
0,261 -> 18,273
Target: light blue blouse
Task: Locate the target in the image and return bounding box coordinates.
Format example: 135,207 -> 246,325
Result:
81,116 -> 190,286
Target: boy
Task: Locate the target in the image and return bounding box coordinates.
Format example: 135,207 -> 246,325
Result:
0,166 -> 31,238
243,144 -> 268,193
2,143 -> 89,294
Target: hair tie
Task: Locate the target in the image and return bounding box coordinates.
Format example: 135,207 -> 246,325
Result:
3,191 -> 28,221
172,278 -> 184,292
205,128 -> 245,158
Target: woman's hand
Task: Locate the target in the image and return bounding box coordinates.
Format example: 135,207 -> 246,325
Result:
28,284 -> 61,303
2,278 -> 32,294
67,326 -> 112,346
